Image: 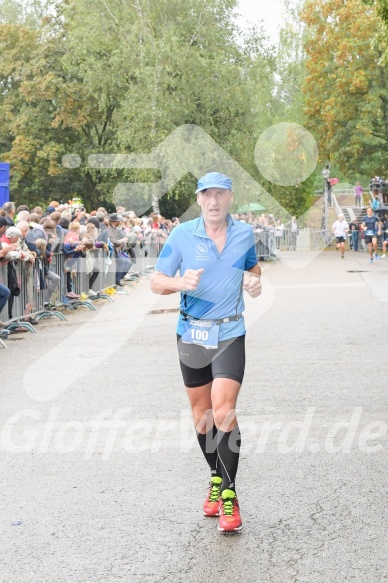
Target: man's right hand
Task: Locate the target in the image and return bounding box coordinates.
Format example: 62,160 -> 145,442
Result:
180,268 -> 204,291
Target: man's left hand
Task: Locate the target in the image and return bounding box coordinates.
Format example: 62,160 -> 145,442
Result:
243,274 -> 262,298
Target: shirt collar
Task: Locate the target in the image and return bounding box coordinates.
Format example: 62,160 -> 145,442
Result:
195,213 -> 235,237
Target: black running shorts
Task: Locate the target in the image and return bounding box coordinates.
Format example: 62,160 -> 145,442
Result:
365,235 -> 376,244
336,236 -> 346,243
176,334 -> 245,388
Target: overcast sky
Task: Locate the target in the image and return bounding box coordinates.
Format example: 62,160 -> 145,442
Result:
236,0 -> 284,44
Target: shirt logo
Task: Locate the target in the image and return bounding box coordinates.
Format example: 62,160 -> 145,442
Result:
196,243 -> 208,255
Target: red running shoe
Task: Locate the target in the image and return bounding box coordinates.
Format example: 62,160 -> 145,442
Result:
218,489 -> 243,532
203,476 -> 222,517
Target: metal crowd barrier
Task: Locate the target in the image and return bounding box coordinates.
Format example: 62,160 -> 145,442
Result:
277,229 -> 337,252
0,248 -> 129,342
255,230 -> 277,260
252,228 -> 342,256
0,258 -> 67,337
50,250 -> 117,310
0,245 -> 157,346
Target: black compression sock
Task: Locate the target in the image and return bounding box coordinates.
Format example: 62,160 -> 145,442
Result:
217,425 -> 241,493
196,425 -> 222,478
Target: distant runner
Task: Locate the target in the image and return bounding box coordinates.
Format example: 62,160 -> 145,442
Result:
332,214 -> 349,259
361,208 -> 381,263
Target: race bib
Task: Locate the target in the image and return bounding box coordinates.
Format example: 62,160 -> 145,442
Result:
181,318 -> 219,349
365,230 -> 375,236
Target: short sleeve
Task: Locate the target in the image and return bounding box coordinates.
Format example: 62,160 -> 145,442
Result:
154,227 -> 182,277
244,229 -> 257,270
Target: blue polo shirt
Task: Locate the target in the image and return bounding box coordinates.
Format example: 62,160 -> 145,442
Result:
155,214 -> 257,341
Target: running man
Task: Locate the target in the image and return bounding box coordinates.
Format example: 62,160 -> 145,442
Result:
361,207 -> 381,263
150,172 -> 262,533
332,214 -> 349,259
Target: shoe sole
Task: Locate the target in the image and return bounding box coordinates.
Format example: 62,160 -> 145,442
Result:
203,510 -> 220,517
218,524 -> 243,533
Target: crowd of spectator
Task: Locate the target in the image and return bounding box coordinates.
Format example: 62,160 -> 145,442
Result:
0,200 -> 185,329
0,199 -> 300,332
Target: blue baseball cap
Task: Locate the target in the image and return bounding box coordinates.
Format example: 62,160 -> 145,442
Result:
195,172 -> 232,194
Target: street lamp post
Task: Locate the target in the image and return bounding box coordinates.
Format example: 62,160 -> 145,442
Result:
322,164 -> 330,243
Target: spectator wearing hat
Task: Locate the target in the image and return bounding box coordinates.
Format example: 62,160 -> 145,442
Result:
45,206 -> 56,216
107,213 -> 132,287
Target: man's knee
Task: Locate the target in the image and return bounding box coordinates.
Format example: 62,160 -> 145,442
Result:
192,407 -> 213,432
213,404 -> 237,430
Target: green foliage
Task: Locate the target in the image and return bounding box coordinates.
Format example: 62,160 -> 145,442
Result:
0,0 -> 314,218
301,0 -> 388,178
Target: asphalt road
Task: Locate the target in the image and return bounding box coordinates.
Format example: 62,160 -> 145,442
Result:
1,250 -> 387,583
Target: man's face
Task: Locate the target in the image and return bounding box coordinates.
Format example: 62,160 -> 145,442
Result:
367,208 -> 373,216
8,235 -> 19,244
197,188 -> 233,225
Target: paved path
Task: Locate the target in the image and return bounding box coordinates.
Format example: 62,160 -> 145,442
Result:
1,250 -> 387,583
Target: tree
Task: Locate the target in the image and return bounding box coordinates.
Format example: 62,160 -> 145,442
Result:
301,0 -> 388,178
0,0 -> 280,213
363,0 -> 388,71
62,0 -> 276,213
